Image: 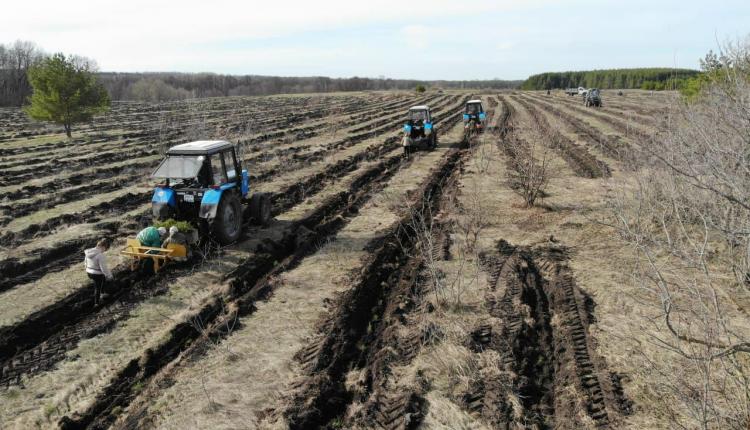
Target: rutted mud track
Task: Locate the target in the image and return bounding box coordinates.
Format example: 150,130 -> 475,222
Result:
279,146 -> 469,430
513,96 -> 611,179
467,241 -> 631,428
0,135 -> 400,387
60,149 -> 429,429
50,114 -> 464,430
0,96 -> 464,294
543,94 -> 654,145
522,94 -> 635,162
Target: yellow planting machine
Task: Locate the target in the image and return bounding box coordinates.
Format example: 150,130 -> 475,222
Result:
121,239 -> 187,273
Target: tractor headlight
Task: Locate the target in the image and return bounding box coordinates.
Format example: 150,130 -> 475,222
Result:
403,124 -> 412,133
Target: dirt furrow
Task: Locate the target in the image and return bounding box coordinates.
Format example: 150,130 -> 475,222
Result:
513,96 -> 611,179
522,94 -> 635,162
56,141 -> 421,430
279,147 -> 468,429
463,241 -> 631,429
544,95 -> 654,145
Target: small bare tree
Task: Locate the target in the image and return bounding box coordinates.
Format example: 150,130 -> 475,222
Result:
505,121 -> 550,207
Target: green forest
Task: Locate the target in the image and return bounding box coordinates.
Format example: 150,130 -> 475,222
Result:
521,68 -> 700,90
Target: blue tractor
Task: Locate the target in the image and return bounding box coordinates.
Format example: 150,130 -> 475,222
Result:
401,105 -> 437,155
150,140 -> 271,245
463,99 -> 486,140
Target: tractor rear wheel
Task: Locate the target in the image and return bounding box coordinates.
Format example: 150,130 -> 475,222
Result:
213,193 -> 242,245
250,192 -> 272,226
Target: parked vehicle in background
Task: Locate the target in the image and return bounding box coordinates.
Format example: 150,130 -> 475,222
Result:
583,88 -> 602,107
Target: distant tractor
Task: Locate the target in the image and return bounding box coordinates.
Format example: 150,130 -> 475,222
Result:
583,88 -> 602,107
150,140 -> 271,244
463,99 -> 486,140
402,105 -> 437,155
565,88 -> 579,96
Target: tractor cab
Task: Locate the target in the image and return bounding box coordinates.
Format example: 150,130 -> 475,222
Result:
463,100 -> 486,138
405,106 -> 433,137
402,105 -> 437,154
463,100 -> 485,123
150,140 -> 270,244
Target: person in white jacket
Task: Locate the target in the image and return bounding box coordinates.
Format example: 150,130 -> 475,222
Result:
84,238 -> 113,307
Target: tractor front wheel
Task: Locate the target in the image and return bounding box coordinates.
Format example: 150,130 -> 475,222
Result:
250,192 -> 272,226
213,193 -> 242,245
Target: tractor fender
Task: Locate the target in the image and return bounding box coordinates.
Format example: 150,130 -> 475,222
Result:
199,188 -> 222,219
152,187 -> 176,219
200,184 -> 239,219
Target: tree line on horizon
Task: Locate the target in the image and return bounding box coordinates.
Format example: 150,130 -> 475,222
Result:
0,40 -> 521,106
521,68 -> 701,91
97,72 -> 521,103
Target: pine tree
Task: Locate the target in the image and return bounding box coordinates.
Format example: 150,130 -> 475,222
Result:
25,53 -> 110,137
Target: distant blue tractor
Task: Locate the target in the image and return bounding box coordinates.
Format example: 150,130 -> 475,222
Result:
401,105 -> 437,155
463,99 -> 486,140
150,140 -> 271,244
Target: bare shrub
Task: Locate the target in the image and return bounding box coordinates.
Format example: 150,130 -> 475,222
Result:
456,176 -> 490,253
506,120 -> 551,207
611,37 -> 750,429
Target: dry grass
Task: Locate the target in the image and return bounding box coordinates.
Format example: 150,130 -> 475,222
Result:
108,124 -> 464,429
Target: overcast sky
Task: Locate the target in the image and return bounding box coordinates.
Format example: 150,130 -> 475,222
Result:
2,0 -> 748,80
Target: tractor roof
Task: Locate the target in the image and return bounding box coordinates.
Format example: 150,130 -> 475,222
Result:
167,140 -> 233,155
467,99 -> 483,104
409,105 -> 430,111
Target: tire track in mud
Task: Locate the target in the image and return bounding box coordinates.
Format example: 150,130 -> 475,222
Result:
0,191 -> 150,250
463,241 -> 631,429
0,144 -> 161,183
0,95 -> 369,158
0,98 -> 464,292
513,96 -> 611,179
57,135 -> 458,430
244,94 -> 454,168
545,95 -> 654,146
1,97 -> 463,253
278,146 -> 469,430
0,174 -> 142,226
522,94 -> 635,163
0,143 -> 386,384
1,111 -> 465,426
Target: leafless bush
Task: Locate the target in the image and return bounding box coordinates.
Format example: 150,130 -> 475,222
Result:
456,177 -> 490,253
506,120 -> 551,207
611,37 -> 750,429
471,137 -> 495,174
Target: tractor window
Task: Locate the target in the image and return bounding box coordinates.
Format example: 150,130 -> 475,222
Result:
466,104 -> 482,114
409,110 -> 427,122
210,154 -> 227,185
152,155 -> 204,179
223,150 -> 237,181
